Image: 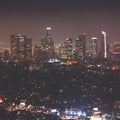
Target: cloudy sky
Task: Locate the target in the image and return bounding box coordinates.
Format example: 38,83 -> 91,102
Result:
0,0 -> 120,48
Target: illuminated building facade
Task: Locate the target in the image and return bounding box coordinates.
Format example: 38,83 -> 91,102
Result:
41,27 -> 54,59
100,31 -> 109,58
65,38 -> 73,59
58,44 -> 67,59
11,35 -> 18,60
11,34 -> 32,61
91,37 -> 97,58
76,33 -> 86,59
25,38 -> 32,60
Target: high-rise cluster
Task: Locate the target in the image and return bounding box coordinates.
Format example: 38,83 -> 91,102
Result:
34,27 -> 54,62
11,34 -> 32,61
1,28 -> 120,62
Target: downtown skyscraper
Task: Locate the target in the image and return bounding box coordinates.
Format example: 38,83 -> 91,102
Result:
40,27 -> 54,59
91,37 -> 98,58
100,31 -> 109,58
75,33 -> 86,60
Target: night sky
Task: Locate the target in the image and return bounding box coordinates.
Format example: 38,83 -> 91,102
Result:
0,0 -> 120,49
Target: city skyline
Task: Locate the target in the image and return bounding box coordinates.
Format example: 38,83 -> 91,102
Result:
0,1 -> 120,119
0,0 -> 120,48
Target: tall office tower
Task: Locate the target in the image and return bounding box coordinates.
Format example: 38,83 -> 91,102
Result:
25,38 -> 32,60
100,31 -> 108,58
11,35 -> 18,60
11,34 -> 32,61
91,37 -> 97,58
76,33 -> 86,59
65,38 -> 73,59
41,27 -> 54,59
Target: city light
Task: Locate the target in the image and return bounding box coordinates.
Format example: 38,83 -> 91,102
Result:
0,97 -> 3,103
0,20 -> 119,120
0,0 -> 120,119
46,27 -> 52,30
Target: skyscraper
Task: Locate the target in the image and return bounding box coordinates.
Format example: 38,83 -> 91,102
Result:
76,33 -> 86,59
41,27 -> 54,59
11,35 -> 18,60
25,38 -> 32,60
58,44 -> 66,59
65,38 -> 73,59
100,31 -> 108,58
11,34 -> 32,61
91,37 -> 97,58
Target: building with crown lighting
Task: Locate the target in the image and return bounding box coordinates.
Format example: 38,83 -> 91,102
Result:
11,34 -> 32,61
91,37 -> 98,58
41,27 -> 54,60
100,31 -> 109,58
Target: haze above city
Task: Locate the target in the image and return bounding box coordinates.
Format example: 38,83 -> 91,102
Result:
0,0 -> 120,48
